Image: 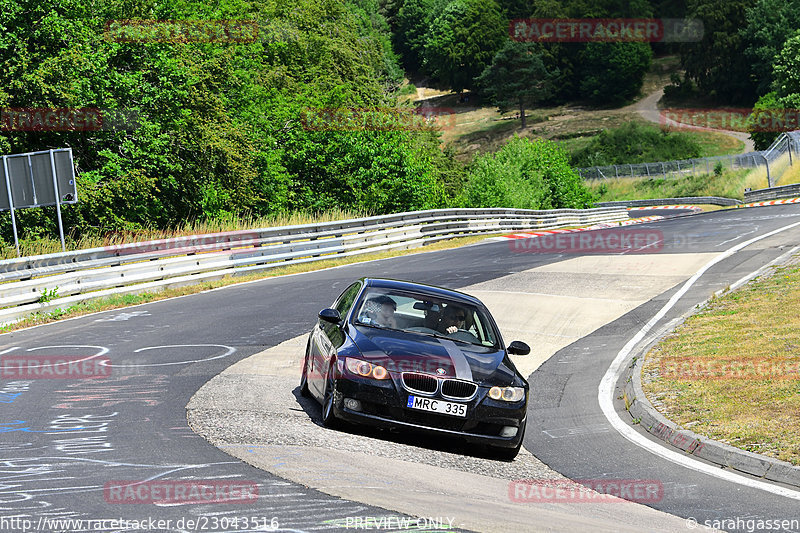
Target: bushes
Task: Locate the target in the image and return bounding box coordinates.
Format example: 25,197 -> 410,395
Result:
458,136 -> 594,209
570,122 -> 703,167
0,0 -> 451,245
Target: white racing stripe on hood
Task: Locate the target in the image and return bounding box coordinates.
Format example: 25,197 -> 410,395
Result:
438,339 -> 473,381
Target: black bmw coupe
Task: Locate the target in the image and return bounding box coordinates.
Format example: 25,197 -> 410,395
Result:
300,278 -> 531,460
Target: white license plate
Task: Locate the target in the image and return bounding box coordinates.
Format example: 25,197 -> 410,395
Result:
406,395 -> 467,418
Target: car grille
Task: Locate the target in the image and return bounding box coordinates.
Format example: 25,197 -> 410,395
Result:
401,372 -> 437,394
401,372 -> 477,400
441,379 -> 478,399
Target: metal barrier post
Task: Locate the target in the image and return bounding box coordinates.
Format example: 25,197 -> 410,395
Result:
2,156 -> 19,257
49,150 -> 66,252
764,154 -> 772,187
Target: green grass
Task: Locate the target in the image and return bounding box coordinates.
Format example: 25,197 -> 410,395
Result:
588,167 -> 767,202
642,260 -> 800,465
570,122 -> 744,168
587,147 -> 800,203
688,128 -> 746,157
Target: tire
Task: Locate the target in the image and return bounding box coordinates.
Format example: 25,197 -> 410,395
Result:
299,352 -> 311,398
321,363 -> 339,429
492,442 -> 522,461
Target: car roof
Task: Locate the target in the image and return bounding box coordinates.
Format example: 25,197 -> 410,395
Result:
362,278 -> 484,307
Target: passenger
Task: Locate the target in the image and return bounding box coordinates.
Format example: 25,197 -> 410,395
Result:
438,304 -> 467,334
362,295 -> 397,328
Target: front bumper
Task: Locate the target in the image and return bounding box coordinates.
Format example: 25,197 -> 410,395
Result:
332,374 -> 527,449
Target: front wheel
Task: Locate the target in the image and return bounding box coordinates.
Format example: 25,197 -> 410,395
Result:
321,364 -> 339,428
491,441 -> 522,461
299,351 -> 311,398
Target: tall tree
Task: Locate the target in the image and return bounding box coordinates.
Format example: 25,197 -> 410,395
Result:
747,32 -> 800,149
393,0 -> 436,71
770,31 -> 800,107
679,0 -> 756,104
741,0 -> 800,98
475,41 -> 556,129
578,42 -> 652,105
421,0 -> 506,92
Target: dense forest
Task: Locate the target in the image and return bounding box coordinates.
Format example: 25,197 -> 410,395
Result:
1,0 -> 799,242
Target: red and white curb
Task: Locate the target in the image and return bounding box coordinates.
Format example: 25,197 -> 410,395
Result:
628,205 -> 704,213
615,216 -> 664,226
741,197 -> 800,208
491,199 -> 800,242
493,215 -> 664,241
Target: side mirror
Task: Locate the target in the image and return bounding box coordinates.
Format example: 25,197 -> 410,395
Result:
507,341 -> 530,356
318,308 -> 342,324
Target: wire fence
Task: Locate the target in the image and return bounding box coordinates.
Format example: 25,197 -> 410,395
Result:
576,131 -> 800,187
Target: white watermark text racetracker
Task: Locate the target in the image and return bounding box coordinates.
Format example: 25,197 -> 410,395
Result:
342,516 -> 455,530
0,515 -> 279,532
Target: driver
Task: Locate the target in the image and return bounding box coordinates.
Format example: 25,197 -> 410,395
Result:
438,304 -> 466,334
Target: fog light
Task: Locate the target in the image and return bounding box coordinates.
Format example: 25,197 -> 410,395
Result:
344,398 -> 362,412
500,426 -> 518,437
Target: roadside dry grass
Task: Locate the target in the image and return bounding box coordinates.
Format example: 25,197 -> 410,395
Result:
688,130 -> 744,157
780,162 -> 800,186
641,258 -> 800,466
0,234 -> 490,333
587,167 -> 766,202
768,151 -> 800,187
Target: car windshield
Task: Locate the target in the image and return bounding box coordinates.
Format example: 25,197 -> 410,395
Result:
352,288 -> 499,348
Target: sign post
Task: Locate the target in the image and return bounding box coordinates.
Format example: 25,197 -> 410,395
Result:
0,148 -> 78,257
1,155 -> 20,256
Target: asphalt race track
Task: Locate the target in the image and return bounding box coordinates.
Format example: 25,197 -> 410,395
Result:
2,205 -> 800,532
526,208 -> 800,533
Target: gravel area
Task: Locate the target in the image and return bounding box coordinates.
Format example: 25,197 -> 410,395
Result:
187,373 -> 561,482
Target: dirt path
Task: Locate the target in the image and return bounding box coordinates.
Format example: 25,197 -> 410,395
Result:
410,77 -> 755,156
630,88 -> 755,153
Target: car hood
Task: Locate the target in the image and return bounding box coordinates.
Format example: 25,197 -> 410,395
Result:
351,326 -> 517,385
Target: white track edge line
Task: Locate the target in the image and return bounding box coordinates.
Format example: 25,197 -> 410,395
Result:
598,220 -> 800,501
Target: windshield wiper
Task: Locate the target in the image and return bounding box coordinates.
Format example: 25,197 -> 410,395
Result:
407,329 -> 482,346
354,321 -> 387,330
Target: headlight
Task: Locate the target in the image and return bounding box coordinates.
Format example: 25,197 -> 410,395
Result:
345,357 -> 390,380
488,386 -> 525,402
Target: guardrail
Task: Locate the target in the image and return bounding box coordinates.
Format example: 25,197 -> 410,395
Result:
0,207 -> 628,325
744,183 -> 800,202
